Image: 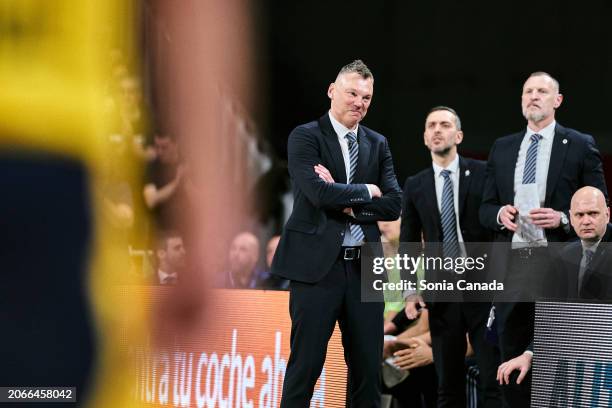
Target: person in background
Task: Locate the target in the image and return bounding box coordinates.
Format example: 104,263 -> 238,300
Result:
155,231 -> 186,285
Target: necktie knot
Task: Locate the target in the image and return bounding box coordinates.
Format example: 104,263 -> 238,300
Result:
345,132 -> 357,146
583,248 -> 595,265
441,169 -> 452,179
530,133 -> 542,143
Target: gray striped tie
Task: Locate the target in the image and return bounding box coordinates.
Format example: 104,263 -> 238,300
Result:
345,132 -> 365,243
440,169 -> 459,258
522,134 -> 542,184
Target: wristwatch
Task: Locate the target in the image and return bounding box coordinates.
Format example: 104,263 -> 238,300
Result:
559,211 -> 569,228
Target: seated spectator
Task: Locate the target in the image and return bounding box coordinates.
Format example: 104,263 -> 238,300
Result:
155,231 -> 186,285
225,232 -> 268,289
261,235 -> 289,290
382,308 -> 437,408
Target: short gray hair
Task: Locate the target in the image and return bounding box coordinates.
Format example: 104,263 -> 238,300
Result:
427,106 -> 462,130
528,71 -> 560,93
337,59 -> 373,80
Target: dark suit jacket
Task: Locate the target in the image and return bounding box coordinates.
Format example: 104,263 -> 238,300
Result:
555,224 -> 612,301
480,123 -> 607,243
400,157 -> 492,300
271,113 -> 402,283
479,123 -> 607,282
401,156 -> 491,245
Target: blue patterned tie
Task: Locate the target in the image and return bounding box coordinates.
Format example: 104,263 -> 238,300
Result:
522,134 -> 542,184
345,132 -> 365,243
440,169 -> 459,258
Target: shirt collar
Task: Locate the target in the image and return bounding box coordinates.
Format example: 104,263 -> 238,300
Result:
526,120 -> 556,141
329,111 -> 359,140
582,239 -> 602,253
432,154 -> 460,178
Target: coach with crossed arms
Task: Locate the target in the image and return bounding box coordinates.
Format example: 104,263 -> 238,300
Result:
271,60 -> 402,407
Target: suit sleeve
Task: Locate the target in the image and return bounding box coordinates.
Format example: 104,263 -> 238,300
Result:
353,138 -> 402,223
581,134 -> 608,198
479,141 -> 504,232
287,125 -> 371,209
399,176 -> 423,243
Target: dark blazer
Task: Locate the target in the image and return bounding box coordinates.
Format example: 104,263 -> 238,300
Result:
401,156 -> 491,245
271,113 -> 402,283
556,224 -> 612,301
480,123 -> 607,243
400,157 -> 492,295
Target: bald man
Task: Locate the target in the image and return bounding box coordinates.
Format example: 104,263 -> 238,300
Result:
561,186 -> 612,300
225,232 -> 265,289
497,186 -> 612,386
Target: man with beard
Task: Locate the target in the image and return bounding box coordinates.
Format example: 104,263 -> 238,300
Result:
479,72 -> 607,407
403,106 -> 501,407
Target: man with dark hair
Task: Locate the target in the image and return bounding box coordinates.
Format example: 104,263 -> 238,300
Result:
402,106 -> 501,407
480,71 -> 607,407
155,231 -> 186,285
272,59 -> 402,407
143,134 -> 187,231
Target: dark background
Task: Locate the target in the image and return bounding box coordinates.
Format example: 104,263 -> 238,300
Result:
259,0 -> 612,185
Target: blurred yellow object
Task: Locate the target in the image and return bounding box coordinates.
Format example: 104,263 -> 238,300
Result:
0,1 -> 147,407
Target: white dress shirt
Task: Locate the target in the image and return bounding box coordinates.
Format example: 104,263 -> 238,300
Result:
507,120 -> 556,245
328,111 -> 370,246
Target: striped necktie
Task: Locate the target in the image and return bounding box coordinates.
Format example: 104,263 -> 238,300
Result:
345,132 -> 365,243
522,134 -> 542,184
440,169 -> 459,258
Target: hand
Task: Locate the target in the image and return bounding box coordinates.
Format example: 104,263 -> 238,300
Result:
393,337 -> 433,370
343,208 -> 353,215
366,184 -> 382,198
497,353 -> 532,385
499,205 -> 518,231
529,208 -> 561,229
404,295 -> 425,320
314,164 -> 335,183
383,339 -> 398,359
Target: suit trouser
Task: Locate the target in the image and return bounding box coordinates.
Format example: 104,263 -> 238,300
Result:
429,302 -> 502,408
281,256 -> 384,408
495,250 -> 548,408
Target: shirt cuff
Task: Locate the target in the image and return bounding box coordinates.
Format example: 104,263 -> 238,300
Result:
364,184 -> 372,199
496,206 -> 505,229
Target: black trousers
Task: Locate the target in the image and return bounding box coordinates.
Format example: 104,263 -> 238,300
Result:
281,256 -> 384,408
494,250 -> 549,408
429,302 -> 502,408
383,364 -> 438,408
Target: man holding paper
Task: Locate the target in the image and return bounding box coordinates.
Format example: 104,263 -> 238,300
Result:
479,71 -> 607,407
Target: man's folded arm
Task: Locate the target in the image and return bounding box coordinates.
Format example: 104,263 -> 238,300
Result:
353,139 -> 402,222
288,127 -> 372,209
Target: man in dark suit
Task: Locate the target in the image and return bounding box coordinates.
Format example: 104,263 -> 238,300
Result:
479,71 -> 607,407
497,186 -> 612,388
271,60 -> 402,407
559,186 -> 612,300
402,106 -> 501,407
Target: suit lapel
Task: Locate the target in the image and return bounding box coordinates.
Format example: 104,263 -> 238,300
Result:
423,168 -> 442,232
353,126 -> 371,182
545,124 -> 570,206
503,133 -> 524,204
318,114 -> 347,184
458,156 -> 471,220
